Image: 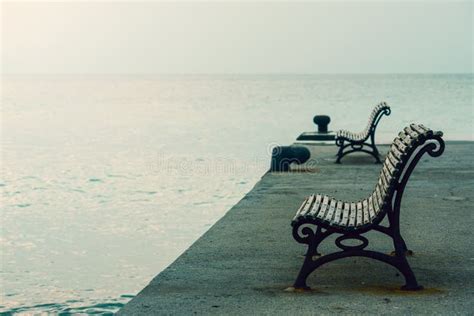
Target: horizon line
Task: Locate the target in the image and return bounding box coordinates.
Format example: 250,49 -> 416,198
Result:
1,72 -> 472,76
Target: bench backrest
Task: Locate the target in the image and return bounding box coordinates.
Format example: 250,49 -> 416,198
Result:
363,102 -> 391,137
374,124 -> 445,217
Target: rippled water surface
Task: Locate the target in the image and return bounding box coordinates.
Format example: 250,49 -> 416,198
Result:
1,74 -> 472,313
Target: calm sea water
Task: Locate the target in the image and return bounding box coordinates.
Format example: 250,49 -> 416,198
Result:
1,74 -> 472,314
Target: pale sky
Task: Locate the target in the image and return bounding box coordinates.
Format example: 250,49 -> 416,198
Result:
1,1 -> 472,74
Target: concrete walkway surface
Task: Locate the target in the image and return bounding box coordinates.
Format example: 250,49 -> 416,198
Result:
119,142 -> 474,315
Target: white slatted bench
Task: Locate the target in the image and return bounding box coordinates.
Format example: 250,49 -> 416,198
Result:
291,124 -> 445,291
335,102 -> 391,163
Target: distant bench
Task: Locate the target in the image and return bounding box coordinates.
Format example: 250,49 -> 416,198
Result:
335,102 -> 391,163
291,123 -> 445,291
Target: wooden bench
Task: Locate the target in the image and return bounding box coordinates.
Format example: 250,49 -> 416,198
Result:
335,102 -> 391,163
291,124 -> 445,291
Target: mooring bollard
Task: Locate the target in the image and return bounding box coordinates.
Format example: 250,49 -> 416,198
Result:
313,115 -> 331,133
270,146 -> 310,172
296,115 -> 335,141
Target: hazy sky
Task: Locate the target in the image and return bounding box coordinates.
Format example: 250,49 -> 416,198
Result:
1,1 -> 472,74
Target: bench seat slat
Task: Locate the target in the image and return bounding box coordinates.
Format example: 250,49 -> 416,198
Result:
382,166 -> 393,190
394,138 -> 408,152
299,194 -> 315,217
378,187 -> 385,209
374,185 -> 380,205
385,159 -> 397,176
356,201 -> 363,226
418,124 -> 431,133
368,196 -> 376,220
390,145 -> 405,161
387,151 -> 400,168
378,176 -> 388,195
399,132 -> 414,146
333,201 -> 343,224
371,191 -> 380,217
412,123 -> 433,137
363,199 -> 370,224
316,195 -> 330,219
340,202 -> 350,226
307,194 -> 323,217
324,199 -> 337,222
293,198 -> 309,222
348,202 -> 357,227
404,126 -> 420,139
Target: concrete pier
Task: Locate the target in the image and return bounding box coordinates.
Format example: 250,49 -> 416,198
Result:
119,142 -> 474,315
